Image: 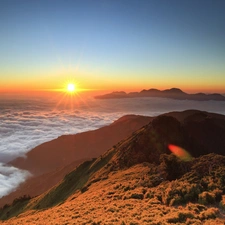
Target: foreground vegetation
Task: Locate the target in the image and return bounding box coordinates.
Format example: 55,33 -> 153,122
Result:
1,113 -> 225,224
1,153 -> 225,224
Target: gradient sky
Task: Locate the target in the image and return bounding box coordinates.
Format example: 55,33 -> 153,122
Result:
1,0 -> 225,94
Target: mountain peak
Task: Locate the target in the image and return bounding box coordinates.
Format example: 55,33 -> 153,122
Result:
95,88 -> 225,101
164,88 -> 185,93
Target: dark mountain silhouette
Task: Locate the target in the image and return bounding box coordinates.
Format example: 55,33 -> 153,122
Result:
95,88 -> 225,101
1,110 -> 225,224
108,110 -> 225,170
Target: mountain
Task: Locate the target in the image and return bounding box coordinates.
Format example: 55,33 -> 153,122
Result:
95,88 -> 225,101
1,110 -> 225,224
10,115 -> 153,176
0,115 -> 152,207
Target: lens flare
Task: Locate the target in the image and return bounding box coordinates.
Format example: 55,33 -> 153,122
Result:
168,144 -> 192,161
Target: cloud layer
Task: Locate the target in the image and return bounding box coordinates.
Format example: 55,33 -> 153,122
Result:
0,163 -> 31,198
0,96 -> 225,198
0,100 -> 121,163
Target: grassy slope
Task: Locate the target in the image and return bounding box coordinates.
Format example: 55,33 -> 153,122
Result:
1,153 -> 225,224
0,147 -> 117,220
1,111 -> 225,224
0,114 -> 153,208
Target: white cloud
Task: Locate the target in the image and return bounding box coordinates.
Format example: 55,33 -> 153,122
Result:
0,104 -> 122,163
1,97 -> 225,163
0,97 -> 225,198
0,163 -> 31,198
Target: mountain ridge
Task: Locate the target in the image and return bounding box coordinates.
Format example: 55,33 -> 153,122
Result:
10,115 -> 153,176
2,110 -> 225,209
0,114 -> 153,207
95,88 -> 225,101
1,110 -> 225,224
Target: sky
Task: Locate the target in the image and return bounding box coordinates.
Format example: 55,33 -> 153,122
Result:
1,0 -> 225,94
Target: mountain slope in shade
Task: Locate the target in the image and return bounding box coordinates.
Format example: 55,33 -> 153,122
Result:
1,110 -> 225,224
90,110 -> 225,172
95,88 -> 225,101
10,115 -> 153,176
0,115 -> 153,207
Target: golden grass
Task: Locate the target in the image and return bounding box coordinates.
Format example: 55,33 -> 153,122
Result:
1,163 -> 225,225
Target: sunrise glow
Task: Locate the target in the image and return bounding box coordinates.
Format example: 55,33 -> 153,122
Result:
0,1 -> 224,96
67,83 -> 76,93
1,2 -> 225,224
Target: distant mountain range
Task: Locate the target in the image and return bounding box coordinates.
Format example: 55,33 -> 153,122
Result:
95,88 -> 225,101
1,110 -> 225,223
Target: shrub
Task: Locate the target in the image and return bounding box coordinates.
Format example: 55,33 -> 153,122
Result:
187,203 -> 207,214
198,191 -> 216,205
130,193 -> 144,200
159,154 -> 191,181
146,192 -> 154,199
162,181 -> 203,206
219,195 -> 225,210
123,186 -> 130,192
199,208 -> 219,220
167,211 -> 194,223
92,222 -> 101,225
212,189 -> 223,202
12,195 -> 31,205
183,184 -> 202,202
1,204 -> 10,210
80,186 -> 88,193
169,195 -> 184,206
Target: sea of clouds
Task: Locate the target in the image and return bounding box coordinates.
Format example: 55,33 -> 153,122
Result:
0,96 -> 225,198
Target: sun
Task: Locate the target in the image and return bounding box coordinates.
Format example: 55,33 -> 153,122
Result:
67,83 -> 76,93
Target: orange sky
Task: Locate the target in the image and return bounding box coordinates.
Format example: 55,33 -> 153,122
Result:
1,74 -> 225,96
1,1 -> 225,96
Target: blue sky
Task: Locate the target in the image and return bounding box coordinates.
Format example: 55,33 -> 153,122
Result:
1,0 -> 225,93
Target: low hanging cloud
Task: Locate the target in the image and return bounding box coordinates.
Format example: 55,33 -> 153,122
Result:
0,97 -> 225,163
0,97 -> 225,198
0,163 -> 31,198
0,106 -> 121,163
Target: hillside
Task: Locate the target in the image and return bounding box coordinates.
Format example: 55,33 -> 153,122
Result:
1,154 -> 225,224
10,114 -> 153,176
1,110 -> 225,224
95,88 -> 225,101
0,115 -> 153,207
